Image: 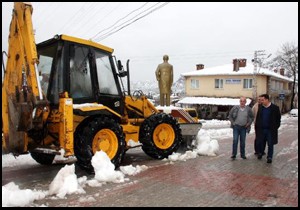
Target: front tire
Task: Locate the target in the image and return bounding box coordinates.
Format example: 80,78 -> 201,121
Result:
139,113 -> 183,159
74,116 -> 126,173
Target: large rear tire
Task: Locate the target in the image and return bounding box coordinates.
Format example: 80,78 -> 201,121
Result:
74,116 -> 126,173
139,113 -> 183,159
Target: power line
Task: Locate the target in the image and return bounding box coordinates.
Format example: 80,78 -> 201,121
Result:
90,2 -> 150,40
93,2 -> 170,42
33,3 -> 59,29
93,2 -> 168,42
83,3 -> 123,37
57,3 -> 93,33
74,3 -> 111,37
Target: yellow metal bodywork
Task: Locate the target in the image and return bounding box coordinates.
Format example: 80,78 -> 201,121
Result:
2,2 -> 48,154
122,123 -> 140,145
58,96 -> 74,157
42,95 -> 158,155
121,95 -> 159,144
60,35 -> 114,53
2,2 -> 41,103
178,108 -> 199,123
73,103 -> 121,118
2,86 -> 8,151
124,95 -> 157,118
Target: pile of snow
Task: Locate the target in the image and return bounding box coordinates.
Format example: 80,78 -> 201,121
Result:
127,139 -> 142,147
92,151 -> 126,183
290,109 -> 298,117
120,164 -> 148,176
164,128 -> 220,161
2,153 -> 38,168
195,129 -> 219,156
2,151 -> 137,207
48,164 -> 85,199
167,150 -> 198,162
2,182 -> 47,207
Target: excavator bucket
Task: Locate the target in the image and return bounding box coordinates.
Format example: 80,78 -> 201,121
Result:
17,102 -> 34,131
2,95 -> 32,154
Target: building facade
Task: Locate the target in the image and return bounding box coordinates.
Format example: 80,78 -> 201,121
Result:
179,59 -> 295,119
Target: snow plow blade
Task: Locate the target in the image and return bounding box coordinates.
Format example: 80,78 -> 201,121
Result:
179,122 -> 202,150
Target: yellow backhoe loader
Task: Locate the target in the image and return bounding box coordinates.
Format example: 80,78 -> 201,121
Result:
2,2 -> 202,173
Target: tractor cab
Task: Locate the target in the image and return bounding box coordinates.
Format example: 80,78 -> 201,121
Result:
37,34 -> 125,115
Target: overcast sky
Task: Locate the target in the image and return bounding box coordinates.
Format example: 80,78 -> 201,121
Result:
2,2 -> 298,82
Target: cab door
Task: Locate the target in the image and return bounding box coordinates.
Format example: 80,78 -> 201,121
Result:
93,49 -> 124,115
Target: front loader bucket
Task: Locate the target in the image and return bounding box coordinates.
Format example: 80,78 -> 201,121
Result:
178,122 -> 202,151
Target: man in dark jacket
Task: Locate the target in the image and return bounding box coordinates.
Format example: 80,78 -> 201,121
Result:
255,94 -> 281,163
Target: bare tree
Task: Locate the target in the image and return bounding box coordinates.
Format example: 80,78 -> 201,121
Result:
268,42 -> 298,109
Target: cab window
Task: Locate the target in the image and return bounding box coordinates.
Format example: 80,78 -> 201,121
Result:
69,45 -> 93,99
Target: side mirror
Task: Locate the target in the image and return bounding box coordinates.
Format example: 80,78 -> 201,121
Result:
117,60 -> 123,71
117,60 -> 127,77
119,71 -> 127,77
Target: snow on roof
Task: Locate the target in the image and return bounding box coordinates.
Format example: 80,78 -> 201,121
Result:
181,63 -> 293,82
178,97 -> 251,106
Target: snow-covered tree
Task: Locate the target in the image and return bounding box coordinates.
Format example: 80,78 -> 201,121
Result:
268,42 -> 298,109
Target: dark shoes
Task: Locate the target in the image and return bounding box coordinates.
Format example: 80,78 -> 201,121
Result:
267,158 -> 272,163
257,155 -> 263,160
231,155 -> 246,159
255,152 -> 266,156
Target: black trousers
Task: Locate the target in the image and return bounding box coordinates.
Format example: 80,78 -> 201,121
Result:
254,128 -> 266,153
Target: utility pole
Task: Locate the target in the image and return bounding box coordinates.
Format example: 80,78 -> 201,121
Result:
252,50 -> 266,100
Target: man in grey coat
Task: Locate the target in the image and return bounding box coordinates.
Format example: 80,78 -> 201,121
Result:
228,96 -> 254,160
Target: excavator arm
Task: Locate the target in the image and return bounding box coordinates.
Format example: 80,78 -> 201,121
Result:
2,2 -> 49,154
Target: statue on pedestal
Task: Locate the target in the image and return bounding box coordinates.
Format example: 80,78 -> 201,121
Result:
155,55 -> 173,106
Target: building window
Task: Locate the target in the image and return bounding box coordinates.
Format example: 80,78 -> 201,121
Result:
271,80 -> 276,89
243,79 -> 253,89
191,79 -> 199,89
215,79 -> 223,89
276,81 -> 283,91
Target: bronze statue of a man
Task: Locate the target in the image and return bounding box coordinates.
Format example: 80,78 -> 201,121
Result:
155,55 -> 173,106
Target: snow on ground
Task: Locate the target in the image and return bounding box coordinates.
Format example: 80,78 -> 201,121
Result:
2,152 -> 39,168
2,182 -> 47,207
2,114 -> 296,206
